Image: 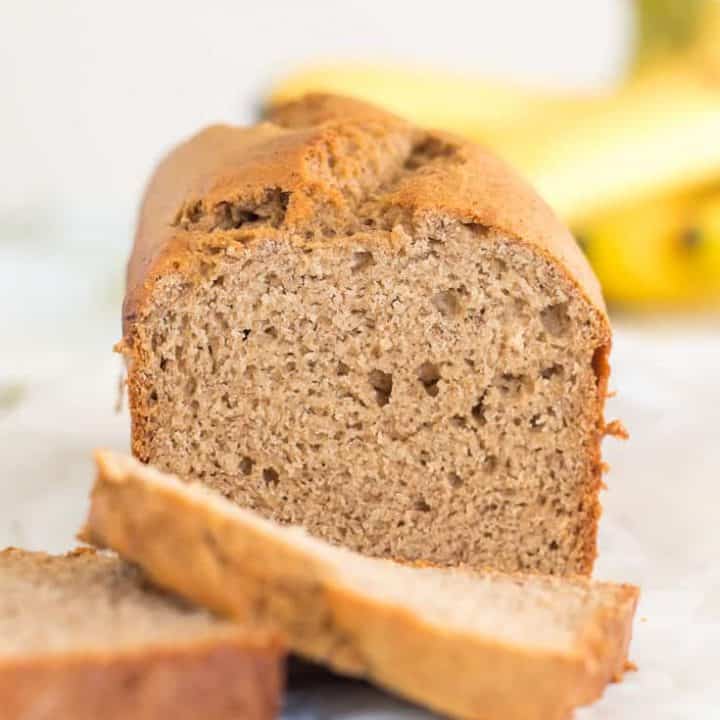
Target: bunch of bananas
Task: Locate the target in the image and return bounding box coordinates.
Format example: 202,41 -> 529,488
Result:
267,1 -> 720,309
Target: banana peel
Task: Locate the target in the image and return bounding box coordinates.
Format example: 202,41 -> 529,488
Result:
575,187 -> 720,307
481,66 -> 720,223
633,0 -> 720,76
632,0 -> 709,72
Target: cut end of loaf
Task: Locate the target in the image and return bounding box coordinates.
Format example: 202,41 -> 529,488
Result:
125,213 -> 609,576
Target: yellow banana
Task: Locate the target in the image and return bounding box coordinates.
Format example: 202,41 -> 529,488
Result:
481,67 -> 720,223
574,187 -> 720,307
691,191 -> 720,286
632,0 -> 720,76
695,4 -> 720,72
632,0 -> 708,71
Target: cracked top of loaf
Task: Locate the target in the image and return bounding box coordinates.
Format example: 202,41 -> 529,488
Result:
124,93 -> 607,341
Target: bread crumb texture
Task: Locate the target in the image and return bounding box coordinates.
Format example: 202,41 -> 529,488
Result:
122,93 -> 611,576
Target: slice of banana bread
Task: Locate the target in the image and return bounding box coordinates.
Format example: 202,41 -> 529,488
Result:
87,450 -> 639,720
120,93 -> 612,575
0,547 -> 283,720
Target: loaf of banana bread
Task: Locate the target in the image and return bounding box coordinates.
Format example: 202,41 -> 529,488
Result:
120,93 -> 612,575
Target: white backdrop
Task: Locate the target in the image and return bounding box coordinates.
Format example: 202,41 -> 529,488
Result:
0,0 -> 629,234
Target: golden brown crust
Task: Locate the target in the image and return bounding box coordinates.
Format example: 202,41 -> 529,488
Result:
1,641 -> 283,720
88,450 -> 638,720
0,547 -> 284,720
125,93 -> 607,331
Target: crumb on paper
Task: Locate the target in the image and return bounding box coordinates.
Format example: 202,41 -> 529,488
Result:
605,419 -> 630,440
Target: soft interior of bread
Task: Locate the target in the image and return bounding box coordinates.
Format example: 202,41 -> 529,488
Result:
0,549 -> 234,656
133,218 -> 607,575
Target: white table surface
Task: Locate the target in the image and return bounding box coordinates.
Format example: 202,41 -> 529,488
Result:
1,238 -> 718,719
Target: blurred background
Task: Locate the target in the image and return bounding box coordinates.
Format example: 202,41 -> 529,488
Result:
1,1 -> 719,716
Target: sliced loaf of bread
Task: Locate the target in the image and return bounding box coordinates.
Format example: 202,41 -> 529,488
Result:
0,547 -> 283,720
87,450 -> 639,720
120,93 -> 612,576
